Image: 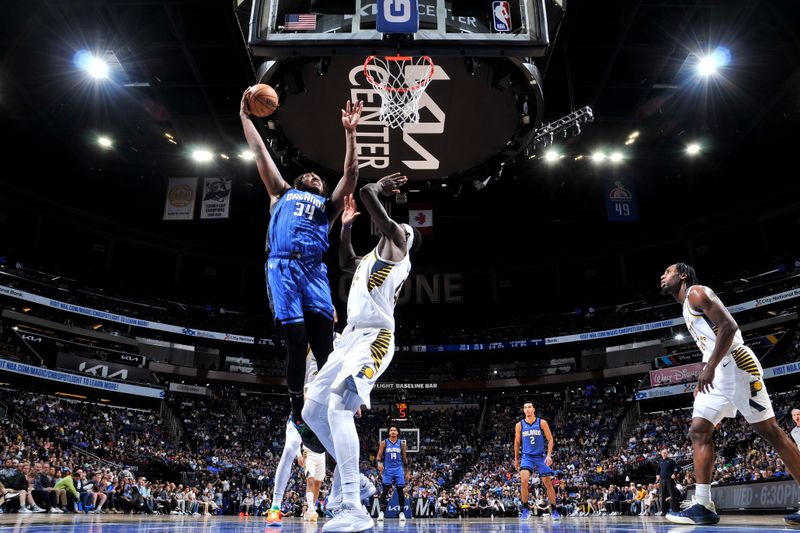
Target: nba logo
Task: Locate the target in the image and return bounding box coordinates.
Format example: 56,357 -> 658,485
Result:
492,1 -> 511,32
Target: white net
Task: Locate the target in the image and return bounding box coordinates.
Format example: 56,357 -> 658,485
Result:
364,55 -> 435,129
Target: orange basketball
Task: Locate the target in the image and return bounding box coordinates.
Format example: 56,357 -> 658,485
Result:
248,84 -> 279,117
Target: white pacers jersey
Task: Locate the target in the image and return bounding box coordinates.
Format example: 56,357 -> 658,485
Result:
347,246 -> 411,330
682,287 -> 743,362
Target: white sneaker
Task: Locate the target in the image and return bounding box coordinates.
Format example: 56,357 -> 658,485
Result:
377,510 -> 385,521
19,506 -> 32,513
322,504 -> 374,532
304,509 -> 318,521
399,511 -> 406,522
49,507 -> 64,513
31,506 -> 46,513
360,475 -> 376,500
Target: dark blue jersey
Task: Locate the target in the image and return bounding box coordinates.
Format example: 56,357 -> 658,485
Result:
521,417 -> 545,457
268,188 -> 329,258
383,438 -> 404,472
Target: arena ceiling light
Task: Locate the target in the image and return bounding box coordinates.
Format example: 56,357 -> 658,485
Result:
97,136 -> 113,149
686,143 -> 702,156
609,151 -> 624,163
675,333 -> 684,340
695,47 -> 731,78
591,151 -> 606,164
239,150 -> 255,161
543,149 -> 560,163
191,149 -> 213,163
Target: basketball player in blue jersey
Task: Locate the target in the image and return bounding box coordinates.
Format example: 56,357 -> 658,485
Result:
240,89 -> 364,453
514,401 -> 560,520
661,263 -> 800,526
376,425 -> 409,522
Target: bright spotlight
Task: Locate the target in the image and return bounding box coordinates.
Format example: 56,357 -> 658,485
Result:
696,47 -> 730,78
675,333 -> 684,340
686,143 -> 701,156
609,151 -> 624,163
239,150 -> 255,161
591,151 -> 606,163
192,149 -> 213,162
87,56 -> 110,79
97,136 -> 113,149
544,149 -> 560,163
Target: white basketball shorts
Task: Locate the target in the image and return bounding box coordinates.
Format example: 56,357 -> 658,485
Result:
305,326 -> 394,410
303,448 -> 326,481
693,345 -> 774,426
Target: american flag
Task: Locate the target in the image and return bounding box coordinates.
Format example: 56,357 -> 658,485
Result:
284,13 -> 317,30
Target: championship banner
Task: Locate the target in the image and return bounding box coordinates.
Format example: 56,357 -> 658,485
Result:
200,177 -> 232,219
0,357 -> 165,399
649,362 -> 705,386
163,177 -> 197,221
604,176 -> 639,222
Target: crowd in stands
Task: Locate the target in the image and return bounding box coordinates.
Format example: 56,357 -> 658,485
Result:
1,383 -> 798,518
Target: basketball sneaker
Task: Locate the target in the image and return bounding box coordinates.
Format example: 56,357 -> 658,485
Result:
552,508 -> 561,521
666,498 -> 720,525
322,503 -> 374,532
304,509 -> 318,522
377,510 -> 385,521
399,511 -> 406,522
785,506 -> 800,525
265,506 -> 282,526
520,508 -> 530,520
360,474 -> 376,500
290,415 -> 325,454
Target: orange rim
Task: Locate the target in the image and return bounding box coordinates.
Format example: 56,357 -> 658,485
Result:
363,55 -> 435,93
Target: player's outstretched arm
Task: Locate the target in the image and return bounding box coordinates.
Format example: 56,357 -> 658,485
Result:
339,194 -> 362,273
514,421 -> 522,470
328,100 -> 364,222
360,173 -> 407,245
688,285 -> 739,393
239,88 -> 290,201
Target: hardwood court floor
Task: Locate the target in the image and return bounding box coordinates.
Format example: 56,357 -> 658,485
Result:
0,513 -> 794,532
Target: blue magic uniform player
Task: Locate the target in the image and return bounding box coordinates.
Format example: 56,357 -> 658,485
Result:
377,425 -> 410,522
514,401 -> 559,520
240,88 -> 363,452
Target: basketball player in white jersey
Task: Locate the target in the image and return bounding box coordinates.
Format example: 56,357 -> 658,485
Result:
303,172 -> 421,532
661,263 -> 800,526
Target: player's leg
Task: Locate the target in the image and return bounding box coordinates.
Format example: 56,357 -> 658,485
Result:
323,379 -> 374,532
519,468 -> 531,519
267,260 -> 308,419
300,259 -> 335,369
666,386 -> 729,525
267,420 -> 302,524
303,338 -> 348,457
394,473 -> 407,521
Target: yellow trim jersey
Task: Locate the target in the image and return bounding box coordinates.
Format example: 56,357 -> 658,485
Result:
682,286 -> 743,363
347,247 -> 411,330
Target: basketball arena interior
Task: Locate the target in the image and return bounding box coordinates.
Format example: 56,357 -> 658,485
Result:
1,0 -> 800,532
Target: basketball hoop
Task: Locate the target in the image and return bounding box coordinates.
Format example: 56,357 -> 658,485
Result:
364,55 -> 435,129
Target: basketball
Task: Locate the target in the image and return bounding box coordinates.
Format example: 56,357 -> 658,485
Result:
248,84 -> 279,117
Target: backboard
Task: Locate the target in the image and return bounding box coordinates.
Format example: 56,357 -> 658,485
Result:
379,427 -> 421,453
248,0 -> 556,57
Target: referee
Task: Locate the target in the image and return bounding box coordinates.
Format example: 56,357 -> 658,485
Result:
656,448 -> 681,515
